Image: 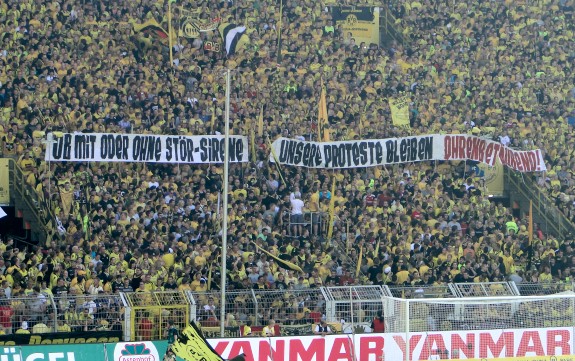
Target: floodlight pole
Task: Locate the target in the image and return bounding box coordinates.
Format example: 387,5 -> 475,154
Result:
220,69 -> 231,337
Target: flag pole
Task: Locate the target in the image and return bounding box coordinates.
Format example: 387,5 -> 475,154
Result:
220,69 -> 231,337
276,0 -> 283,62
168,0 -> 174,67
528,200 -> 533,245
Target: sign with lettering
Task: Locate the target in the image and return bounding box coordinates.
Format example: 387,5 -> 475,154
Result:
269,135 -> 546,172
0,330 -> 121,345
45,133 -> 248,163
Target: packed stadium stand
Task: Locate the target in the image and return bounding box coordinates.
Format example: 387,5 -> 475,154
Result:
0,0 -> 574,339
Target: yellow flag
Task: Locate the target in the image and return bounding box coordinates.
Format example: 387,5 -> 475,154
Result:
211,106 -> 216,132
250,128 -> 256,163
355,245 -> 363,278
323,128 -> 331,142
60,185 -> 74,218
327,176 -> 336,239
318,79 -> 328,141
389,93 -> 410,127
257,104 -> 264,137
253,242 -> 303,273
529,200 -> 533,245
171,322 -> 224,361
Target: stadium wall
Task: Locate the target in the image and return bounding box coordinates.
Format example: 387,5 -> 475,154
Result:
2,329 -> 574,361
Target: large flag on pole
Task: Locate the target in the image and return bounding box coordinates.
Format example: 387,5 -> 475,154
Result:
171,322 -> 224,361
253,242 -> 303,273
318,79 -> 329,141
133,18 -> 169,40
389,93 -> 411,127
219,23 -> 248,55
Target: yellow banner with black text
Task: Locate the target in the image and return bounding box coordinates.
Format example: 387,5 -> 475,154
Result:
331,6 -> 380,47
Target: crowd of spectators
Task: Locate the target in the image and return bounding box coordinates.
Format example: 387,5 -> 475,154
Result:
0,0 -> 574,333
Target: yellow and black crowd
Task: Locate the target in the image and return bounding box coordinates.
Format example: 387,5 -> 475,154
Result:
0,0 -> 574,334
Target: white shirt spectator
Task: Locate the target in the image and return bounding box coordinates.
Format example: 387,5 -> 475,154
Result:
290,192 -> 304,215
499,134 -> 511,146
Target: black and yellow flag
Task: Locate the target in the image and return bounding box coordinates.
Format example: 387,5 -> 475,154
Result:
133,18 -> 169,40
219,23 -> 249,55
171,322 -> 223,361
389,93 -> 411,127
318,79 -> 329,141
253,242 -> 303,273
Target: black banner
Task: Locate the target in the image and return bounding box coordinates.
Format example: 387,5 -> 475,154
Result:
0,331 -> 122,346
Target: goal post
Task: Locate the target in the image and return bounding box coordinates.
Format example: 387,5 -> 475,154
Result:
383,293 -> 575,361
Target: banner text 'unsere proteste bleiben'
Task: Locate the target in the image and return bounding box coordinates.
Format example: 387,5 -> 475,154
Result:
269,134 -> 546,172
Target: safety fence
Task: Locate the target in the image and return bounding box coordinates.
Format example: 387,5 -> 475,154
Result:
2,282 -> 573,342
124,282 -> 575,341
0,293 -> 122,335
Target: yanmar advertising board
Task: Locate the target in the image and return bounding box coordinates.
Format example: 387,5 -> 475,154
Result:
207,328 -> 575,361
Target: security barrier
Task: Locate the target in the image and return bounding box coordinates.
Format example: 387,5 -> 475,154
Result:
0,293 -> 122,335
121,291 -> 192,342
5,331 -> 575,361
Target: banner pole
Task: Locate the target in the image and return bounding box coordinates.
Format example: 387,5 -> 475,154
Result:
220,69 -> 231,337
277,0 -> 283,62
168,0 -> 174,67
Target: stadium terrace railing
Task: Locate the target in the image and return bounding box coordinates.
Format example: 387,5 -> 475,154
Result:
285,212 -> 366,279
0,292 -> 122,335
507,168 -> 575,240
121,290 -> 192,342
380,4 -> 405,46
387,284 -> 458,298
450,281 -> 519,297
2,283 -> 573,339
6,159 -> 55,243
514,281 -> 575,296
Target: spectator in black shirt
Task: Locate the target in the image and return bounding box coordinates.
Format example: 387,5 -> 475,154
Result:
52,278 -> 69,297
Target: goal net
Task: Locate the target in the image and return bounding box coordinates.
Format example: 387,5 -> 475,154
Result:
382,293 -> 575,361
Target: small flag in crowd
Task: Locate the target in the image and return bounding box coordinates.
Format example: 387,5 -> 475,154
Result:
318,79 -> 329,141
0,207 -> 6,219
219,23 -> 248,55
133,18 -> 169,40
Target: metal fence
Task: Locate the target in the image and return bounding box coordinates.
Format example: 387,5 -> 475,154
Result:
0,293 -> 122,335
121,291 -> 191,342
450,281 -> 519,297
387,284 -> 458,298
4,282 -> 572,339
514,281 -> 574,296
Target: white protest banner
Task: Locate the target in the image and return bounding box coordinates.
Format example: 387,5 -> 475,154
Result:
269,134 -> 546,172
45,133 -> 249,163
